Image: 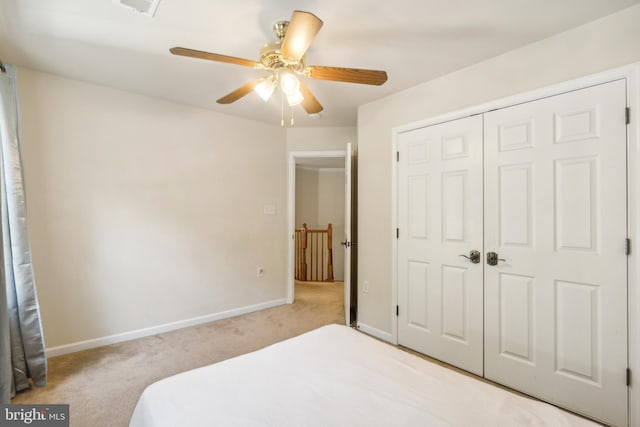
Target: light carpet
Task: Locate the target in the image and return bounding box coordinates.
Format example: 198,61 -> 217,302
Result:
12,281 -> 344,427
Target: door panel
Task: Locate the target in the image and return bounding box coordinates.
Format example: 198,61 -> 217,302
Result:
397,115 -> 484,376
484,80 -> 628,426
407,261 -> 429,330
441,265 -> 467,342
498,273 -> 535,364
499,164 -> 533,247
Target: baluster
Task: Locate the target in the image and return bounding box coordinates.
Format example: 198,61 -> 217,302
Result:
321,233 -> 325,281
327,224 -> 333,281
315,232 -> 319,281
302,224 -> 308,281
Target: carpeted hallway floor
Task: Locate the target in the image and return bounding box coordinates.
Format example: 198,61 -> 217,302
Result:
12,281 -> 344,427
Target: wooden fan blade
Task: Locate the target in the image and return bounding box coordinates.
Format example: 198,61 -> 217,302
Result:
280,11 -> 323,62
308,65 -> 388,86
170,47 -> 260,68
217,79 -> 262,104
298,81 -> 323,114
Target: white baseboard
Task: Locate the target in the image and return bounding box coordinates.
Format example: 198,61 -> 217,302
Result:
356,322 -> 393,343
46,298 -> 288,358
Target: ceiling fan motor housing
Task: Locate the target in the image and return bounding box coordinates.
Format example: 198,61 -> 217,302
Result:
259,20 -> 306,73
260,41 -> 285,70
260,42 -> 305,73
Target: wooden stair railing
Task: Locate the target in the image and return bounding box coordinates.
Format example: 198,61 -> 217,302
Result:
295,223 -> 334,282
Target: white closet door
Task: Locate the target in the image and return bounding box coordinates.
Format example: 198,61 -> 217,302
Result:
484,80 -> 628,426
397,115 -> 484,376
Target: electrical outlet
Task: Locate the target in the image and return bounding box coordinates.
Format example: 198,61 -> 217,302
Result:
363,280 -> 369,293
257,267 -> 264,278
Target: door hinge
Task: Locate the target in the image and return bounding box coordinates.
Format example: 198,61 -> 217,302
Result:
627,368 -> 632,386
626,238 -> 631,255
396,151 -> 400,162
396,228 -> 399,239
626,107 -> 631,125
396,305 -> 399,316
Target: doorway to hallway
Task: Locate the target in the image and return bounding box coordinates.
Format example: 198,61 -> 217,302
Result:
287,145 -> 355,325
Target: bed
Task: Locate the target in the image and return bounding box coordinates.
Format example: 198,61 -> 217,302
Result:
129,324 -> 598,426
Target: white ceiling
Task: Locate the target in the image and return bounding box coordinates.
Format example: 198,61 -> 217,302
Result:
1,0 -> 638,127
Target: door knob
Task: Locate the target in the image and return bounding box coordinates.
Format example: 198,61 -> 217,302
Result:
459,250 -> 481,264
486,251 -> 506,266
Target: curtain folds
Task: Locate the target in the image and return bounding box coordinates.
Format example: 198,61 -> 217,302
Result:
0,64 -> 47,404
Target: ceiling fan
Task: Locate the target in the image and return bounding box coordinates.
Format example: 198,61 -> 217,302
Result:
170,10 -> 388,121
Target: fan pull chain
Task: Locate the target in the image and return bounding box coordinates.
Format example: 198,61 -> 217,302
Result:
290,106 -> 295,126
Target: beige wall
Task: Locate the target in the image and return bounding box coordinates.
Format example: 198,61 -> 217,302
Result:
286,126 -> 357,151
295,167 -> 319,228
18,68 -> 288,349
357,5 -> 640,334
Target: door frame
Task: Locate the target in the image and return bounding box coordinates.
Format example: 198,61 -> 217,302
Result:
286,149 -> 351,323
390,62 -> 640,425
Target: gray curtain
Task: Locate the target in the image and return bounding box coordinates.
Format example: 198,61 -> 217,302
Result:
0,64 -> 47,404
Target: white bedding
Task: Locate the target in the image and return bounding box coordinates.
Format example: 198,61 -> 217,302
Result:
129,324 -> 598,427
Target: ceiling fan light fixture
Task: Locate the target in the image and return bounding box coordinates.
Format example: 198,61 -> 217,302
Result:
286,89 -> 304,107
280,72 -> 300,96
254,77 -> 276,102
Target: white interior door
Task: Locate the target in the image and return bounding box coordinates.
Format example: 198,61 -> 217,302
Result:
397,115 -> 484,375
483,80 -> 628,426
343,143 -> 352,326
